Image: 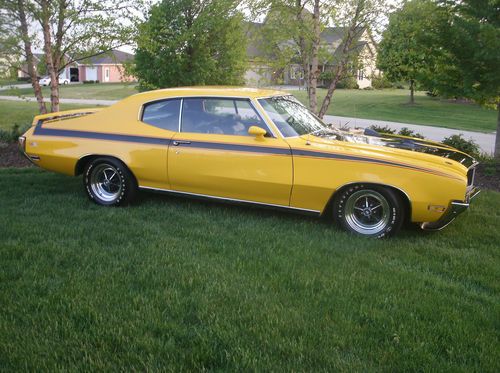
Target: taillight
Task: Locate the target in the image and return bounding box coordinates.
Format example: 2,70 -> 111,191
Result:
18,136 -> 26,152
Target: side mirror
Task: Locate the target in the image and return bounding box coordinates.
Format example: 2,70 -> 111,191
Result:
248,126 -> 267,138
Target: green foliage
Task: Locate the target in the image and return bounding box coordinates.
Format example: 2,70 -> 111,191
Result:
133,0 -> 247,90
371,75 -> 393,89
369,124 -> 396,134
320,71 -> 358,89
398,127 -> 424,139
377,1 -> 445,95
0,123 -> 30,143
442,134 -> 481,158
368,125 -> 425,139
82,80 -> 100,84
428,0 -> 500,108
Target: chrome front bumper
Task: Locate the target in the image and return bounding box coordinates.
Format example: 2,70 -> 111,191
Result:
420,187 -> 480,231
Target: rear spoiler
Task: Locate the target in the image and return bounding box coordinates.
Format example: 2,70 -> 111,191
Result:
32,108 -> 102,126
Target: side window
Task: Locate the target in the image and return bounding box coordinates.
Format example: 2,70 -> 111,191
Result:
181,98 -> 268,136
141,99 -> 181,131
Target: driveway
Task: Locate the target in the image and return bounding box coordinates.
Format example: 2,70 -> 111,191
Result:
0,95 -> 496,154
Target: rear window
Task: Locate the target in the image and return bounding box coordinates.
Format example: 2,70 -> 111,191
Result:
141,99 -> 181,131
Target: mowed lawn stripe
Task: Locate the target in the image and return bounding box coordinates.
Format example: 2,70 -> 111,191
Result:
0,168 -> 499,370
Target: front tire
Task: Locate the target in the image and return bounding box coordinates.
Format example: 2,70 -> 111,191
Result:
83,157 -> 136,206
333,184 -> 404,238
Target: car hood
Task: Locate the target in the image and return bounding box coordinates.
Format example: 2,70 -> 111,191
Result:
311,129 -> 476,168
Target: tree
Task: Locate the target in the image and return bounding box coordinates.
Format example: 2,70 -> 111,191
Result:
0,0 -> 139,113
430,0 -> 500,157
133,0 -> 247,90
0,0 -> 48,113
377,0 -> 444,104
317,0 -> 387,118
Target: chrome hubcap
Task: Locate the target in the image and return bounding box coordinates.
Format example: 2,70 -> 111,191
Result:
344,190 -> 390,235
90,164 -> 122,202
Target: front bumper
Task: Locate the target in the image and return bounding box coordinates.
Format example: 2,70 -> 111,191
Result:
420,187 -> 480,231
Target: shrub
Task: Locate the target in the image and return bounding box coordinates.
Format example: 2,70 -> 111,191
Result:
0,124 -> 31,143
398,127 -> 425,139
371,75 -> 393,89
442,134 -> 481,157
369,125 -> 396,134
319,72 -> 359,89
83,80 -> 100,84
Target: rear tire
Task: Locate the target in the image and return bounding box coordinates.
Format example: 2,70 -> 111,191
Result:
83,157 -> 136,206
333,184 -> 404,238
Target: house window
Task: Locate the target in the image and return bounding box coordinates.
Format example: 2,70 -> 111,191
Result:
104,67 -> 110,82
358,70 -> 365,80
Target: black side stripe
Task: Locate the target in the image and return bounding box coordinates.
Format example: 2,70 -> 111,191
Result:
34,124 -> 171,146
174,140 -> 291,155
33,120 -> 453,178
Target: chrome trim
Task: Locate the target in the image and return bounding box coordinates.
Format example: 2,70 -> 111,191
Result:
137,95 -> 279,138
139,186 -> 321,215
420,200 -> 471,231
178,98 -> 183,132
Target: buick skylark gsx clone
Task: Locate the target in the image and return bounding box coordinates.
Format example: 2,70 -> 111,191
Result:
19,87 -> 479,237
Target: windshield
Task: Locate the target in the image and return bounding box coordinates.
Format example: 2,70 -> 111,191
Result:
258,96 -> 332,137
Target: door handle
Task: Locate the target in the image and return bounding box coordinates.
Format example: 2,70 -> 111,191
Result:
172,140 -> 191,146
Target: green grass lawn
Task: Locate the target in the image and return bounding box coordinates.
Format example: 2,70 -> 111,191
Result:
0,82 -> 138,100
1,168 -> 498,371
291,89 -> 497,133
0,100 -> 98,130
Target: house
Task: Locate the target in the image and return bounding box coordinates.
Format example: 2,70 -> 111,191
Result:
245,22 -> 378,89
62,50 -> 135,83
18,50 -> 136,83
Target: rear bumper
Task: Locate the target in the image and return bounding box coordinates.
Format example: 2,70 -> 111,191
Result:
420,187 -> 480,231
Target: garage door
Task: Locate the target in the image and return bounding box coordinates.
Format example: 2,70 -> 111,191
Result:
86,67 -> 97,81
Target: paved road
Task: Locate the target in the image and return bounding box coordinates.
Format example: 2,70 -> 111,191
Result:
0,83 -> 32,90
0,95 -> 495,154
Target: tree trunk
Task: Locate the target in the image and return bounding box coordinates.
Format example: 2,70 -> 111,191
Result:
318,63 -> 344,119
41,0 -> 60,112
495,102 -> 500,159
17,0 -> 46,114
409,79 -> 415,104
309,0 -> 321,114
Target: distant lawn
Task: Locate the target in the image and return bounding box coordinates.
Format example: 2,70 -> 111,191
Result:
0,168 -> 499,371
291,89 -> 497,133
0,100 -> 98,130
0,82 -> 138,100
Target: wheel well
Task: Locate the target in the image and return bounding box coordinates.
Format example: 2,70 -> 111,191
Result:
74,155 -> 138,185
324,182 -> 412,222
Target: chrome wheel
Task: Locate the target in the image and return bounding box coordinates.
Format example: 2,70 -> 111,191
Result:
89,164 -> 122,202
344,190 -> 390,235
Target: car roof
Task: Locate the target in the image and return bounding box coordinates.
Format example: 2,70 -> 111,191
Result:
131,86 -> 288,100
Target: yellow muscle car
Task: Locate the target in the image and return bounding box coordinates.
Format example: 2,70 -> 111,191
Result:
19,87 -> 479,237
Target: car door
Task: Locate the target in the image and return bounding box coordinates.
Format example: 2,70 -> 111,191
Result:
167,97 -> 293,206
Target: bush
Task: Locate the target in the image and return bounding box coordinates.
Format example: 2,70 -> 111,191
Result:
319,72 -> 359,89
83,80 -> 100,84
398,127 -> 425,139
0,124 -> 31,143
371,75 -> 393,89
442,134 -> 481,157
369,125 -> 396,134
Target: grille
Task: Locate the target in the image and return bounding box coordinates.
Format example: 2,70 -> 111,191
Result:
467,167 -> 475,186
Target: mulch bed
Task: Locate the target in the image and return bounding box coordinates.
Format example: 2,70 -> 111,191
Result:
1,141 -> 499,192
0,142 -> 32,168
